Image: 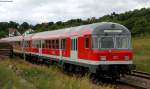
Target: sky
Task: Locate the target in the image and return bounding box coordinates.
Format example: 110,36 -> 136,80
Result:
0,0 -> 150,25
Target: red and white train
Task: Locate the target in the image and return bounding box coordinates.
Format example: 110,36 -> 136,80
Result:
0,22 -> 134,78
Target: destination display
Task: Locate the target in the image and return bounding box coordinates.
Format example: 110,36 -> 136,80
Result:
104,30 -> 122,33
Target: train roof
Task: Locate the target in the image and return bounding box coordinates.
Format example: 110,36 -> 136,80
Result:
92,22 -> 130,35
0,36 -> 22,43
0,37 -> 10,43
24,34 -> 35,40
32,22 -> 130,40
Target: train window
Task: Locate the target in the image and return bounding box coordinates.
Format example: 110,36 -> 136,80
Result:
75,39 -> 77,50
74,39 -> 75,50
36,41 -> 39,48
23,41 -> 24,47
34,41 -> 36,48
48,40 -> 50,48
63,39 -> 66,49
35,40 -> 41,48
61,39 -> 66,49
45,40 -> 46,48
28,41 -> 30,47
26,42 -> 27,47
39,40 -> 41,48
32,41 -> 34,48
61,39 -> 62,49
42,40 -> 46,48
25,41 -> 28,47
116,37 -> 129,49
25,41 -> 27,47
33,40 -> 36,48
18,42 -> 21,47
36,40 -> 38,48
52,40 -> 55,49
92,37 -> 98,49
49,40 -> 51,49
100,37 -> 114,49
26,41 -> 28,47
71,38 -> 77,50
31,40 -> 40,48
73,39 -> 75,50
45,40 -> 49,48
71,39 -> 72,50
28,41 -> 29,47
23,41 -> 25,47
71,39 -> 74,50
71,39 -> 73,50
32,40 -> 35,48
85,37 -> 89,48
56,39 -> 59,49
45,40 -> 47,48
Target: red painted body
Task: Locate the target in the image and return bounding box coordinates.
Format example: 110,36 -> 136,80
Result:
11,22 -> 133,63
13,34 -> 133,62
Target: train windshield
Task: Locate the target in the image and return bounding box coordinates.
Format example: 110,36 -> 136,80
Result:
92,36 -> 130,49
101,37 -> 114,49
116,37 -> 129,49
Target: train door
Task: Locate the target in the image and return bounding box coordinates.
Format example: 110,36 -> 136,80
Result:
39,40 -> 42,56
59,39 -> 62,61
71,36 -> 78,60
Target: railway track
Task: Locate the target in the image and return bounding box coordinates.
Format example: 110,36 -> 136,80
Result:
131,70 -> 150,80
0,43 -> 12,58
117,71 -> 150,89
0,49 -> 12,58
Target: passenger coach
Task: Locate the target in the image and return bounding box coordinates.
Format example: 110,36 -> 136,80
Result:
0,22 -> 134,78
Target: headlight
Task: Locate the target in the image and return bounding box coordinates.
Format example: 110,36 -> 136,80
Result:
100,56 -> 106,61
124,56 -> 129,60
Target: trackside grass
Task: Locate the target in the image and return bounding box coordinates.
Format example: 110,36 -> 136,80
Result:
0,58 -> 113,89
133,35 -> 150,73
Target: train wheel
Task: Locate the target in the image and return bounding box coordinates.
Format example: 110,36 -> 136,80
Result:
69,65 -> 76,73
38,57 -> 43,64
63,63 -> 71,72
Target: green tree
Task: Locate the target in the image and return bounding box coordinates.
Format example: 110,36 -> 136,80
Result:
19,22 -> 30,34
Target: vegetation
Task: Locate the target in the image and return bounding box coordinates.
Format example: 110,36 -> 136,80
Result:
0,58 -> 113,89
133,35 -> 150,73
0,8 -> 150,37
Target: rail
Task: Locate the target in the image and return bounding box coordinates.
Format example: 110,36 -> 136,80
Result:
131,70 -> 150,79
117,71 -> 150,89
0,49 -> 12,57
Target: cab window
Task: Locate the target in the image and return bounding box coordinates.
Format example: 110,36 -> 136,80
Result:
85,37 -> 90,48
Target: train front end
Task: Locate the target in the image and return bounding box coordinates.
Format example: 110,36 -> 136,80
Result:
91,22 -> 134,78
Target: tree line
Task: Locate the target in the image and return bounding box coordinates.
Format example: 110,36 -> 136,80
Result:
0,7 -> 150,38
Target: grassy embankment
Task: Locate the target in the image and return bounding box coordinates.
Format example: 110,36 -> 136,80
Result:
0,58 -> 113,89
133,35 -> 150,73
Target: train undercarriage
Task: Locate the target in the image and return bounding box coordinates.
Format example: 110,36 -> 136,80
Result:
13,52 -> 134,79
95,64 -> 134,79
